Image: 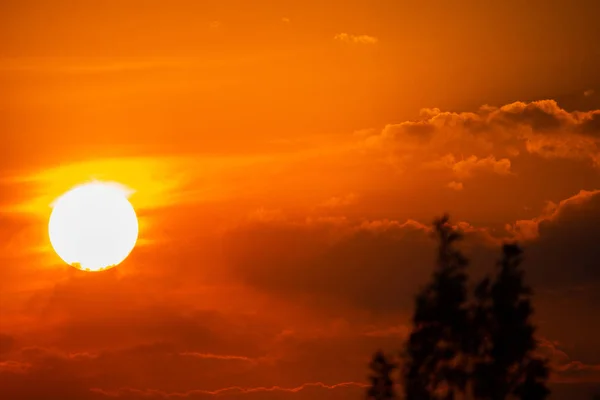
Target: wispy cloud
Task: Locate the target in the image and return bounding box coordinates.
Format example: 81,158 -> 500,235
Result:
334,33 -> 378,44
538,337 -> 600,383
179,352 -> 254,362
317,193 -> 358,209
90,381 -> 368,398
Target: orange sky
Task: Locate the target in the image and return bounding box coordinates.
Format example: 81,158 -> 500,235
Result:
2,1 -> 600,399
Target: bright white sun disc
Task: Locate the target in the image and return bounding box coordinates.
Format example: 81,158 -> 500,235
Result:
48,182 -> 139,271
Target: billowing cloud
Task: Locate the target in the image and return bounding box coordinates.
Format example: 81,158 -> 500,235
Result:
506,189 -> 600,286
428,154 -> 512,179
451,155 -> 512,179
364,100 -> 600,172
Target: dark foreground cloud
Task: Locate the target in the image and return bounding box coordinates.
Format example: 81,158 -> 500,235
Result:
222,217 -> 439,312
508,189 -> 600,286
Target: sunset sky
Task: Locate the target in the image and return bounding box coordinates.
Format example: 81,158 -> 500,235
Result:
2,1 -> 600,399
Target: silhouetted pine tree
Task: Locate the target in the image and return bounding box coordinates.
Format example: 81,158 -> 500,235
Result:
403,215 -> 470,400
473,244 -> 549,400
396,216 -> 550,399
367,351 -> 397,400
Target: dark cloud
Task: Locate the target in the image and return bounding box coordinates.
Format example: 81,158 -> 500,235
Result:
491,101 -> 573,132
222,218 -> 432,311
579,111 -> 600,136
509,190 -> 600,286
221,186 -> 600,313
538,337 -> 600,384
222,216 -> 501,312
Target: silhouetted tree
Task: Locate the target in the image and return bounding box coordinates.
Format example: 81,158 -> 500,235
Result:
403,215 -> 470,400
367,351 -> 397,400
473,244 -> 549,400
394,215 -> 549,400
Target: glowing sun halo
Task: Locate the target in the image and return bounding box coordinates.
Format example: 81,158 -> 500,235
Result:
48,181 -> 139,271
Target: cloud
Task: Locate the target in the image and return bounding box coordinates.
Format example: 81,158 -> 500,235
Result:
221,214 -> 499,311
509,189 -> 600,287
0,303 -> 392,400
222,184 -> 600,315
507,189 -> 600,240
222,215 -> 432,310
333,33 -> 378,44
538,338 -> 600,384
0,300 -> 306,399
429,154 -> 512,179
555,362 -> 600,383
451,155 -> 512,179
0,360 -> 31,374
317,193 -> 358,209
363,99 -> 600,171
447,181 -> 464,191
502,189 -> 600,284
178,353 -> 255,362
90,382 -> 368,400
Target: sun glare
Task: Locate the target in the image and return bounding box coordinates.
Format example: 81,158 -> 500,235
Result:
48,181 -> 139,271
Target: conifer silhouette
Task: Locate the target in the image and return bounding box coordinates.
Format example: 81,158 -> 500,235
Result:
403,215 -> 470,400
392,215 -> 550,400
473,244 -> 549,400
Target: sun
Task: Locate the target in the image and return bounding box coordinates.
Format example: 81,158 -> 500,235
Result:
48,181 -> 139,271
